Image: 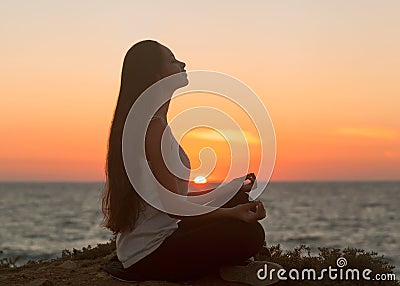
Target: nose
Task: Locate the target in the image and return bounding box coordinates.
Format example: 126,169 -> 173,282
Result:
180,61 -> 186,70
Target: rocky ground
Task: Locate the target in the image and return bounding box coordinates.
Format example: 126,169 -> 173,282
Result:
0,242 -> 398,286
0,240 -> 245,286
0,253 -> 234,286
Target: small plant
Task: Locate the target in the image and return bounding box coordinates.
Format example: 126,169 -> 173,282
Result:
255,244 -> 399,285
0,250 -> 19,268
61,237 -> 116,260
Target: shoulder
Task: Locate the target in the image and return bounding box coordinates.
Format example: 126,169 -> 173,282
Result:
150,115 -> 167,125
146,117 -> 172,147
147,117 -> 167,137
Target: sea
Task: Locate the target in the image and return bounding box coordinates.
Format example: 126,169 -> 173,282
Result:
0,181 -> 399,276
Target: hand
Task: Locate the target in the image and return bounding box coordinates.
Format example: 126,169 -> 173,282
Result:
229,200 -> 266,223
239,173 -> 256,193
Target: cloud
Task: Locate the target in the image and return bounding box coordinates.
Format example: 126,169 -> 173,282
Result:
384,151 -> 400,158
184,129 -> 260,144
334,127 -> 398,139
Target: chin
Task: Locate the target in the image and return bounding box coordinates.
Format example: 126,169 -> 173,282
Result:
175,72 -> 189,88
182,75 -> 189,86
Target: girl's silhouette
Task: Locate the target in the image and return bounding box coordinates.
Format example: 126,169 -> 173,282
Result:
102,40 -> 276,284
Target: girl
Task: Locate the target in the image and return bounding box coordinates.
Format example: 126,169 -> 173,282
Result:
102,40 -> 278,285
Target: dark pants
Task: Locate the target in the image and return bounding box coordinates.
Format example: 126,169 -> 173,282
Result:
106,191 -> 265,282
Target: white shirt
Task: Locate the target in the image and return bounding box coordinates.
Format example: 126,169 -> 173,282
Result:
117,116 -> 191,268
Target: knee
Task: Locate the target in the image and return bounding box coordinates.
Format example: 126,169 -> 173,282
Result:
227,219 -> 265,253
248,221 -> 265,252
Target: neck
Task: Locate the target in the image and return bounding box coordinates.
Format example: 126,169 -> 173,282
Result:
153,85 -> 175,120
155,100 -> 170,119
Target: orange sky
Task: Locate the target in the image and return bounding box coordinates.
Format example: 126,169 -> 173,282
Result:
1,1 -> 399,181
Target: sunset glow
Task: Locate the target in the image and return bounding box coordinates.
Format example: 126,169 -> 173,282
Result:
1,1 -> 399,182
193,176 -> 207,184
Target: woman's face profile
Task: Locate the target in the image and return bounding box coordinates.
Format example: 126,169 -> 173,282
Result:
157,45 -> 186,80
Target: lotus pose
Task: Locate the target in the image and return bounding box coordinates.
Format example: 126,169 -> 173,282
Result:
102,40 -> 279,285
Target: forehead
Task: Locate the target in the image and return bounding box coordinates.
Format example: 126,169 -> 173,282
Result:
160,45 -> 175,58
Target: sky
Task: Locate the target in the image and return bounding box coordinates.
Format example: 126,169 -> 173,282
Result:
1,0 -> 399,182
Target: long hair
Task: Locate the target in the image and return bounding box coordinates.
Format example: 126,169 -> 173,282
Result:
102,40 -> 163,234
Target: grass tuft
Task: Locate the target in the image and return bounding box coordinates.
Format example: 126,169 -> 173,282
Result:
0,250 -> 19,268
255,244 -> 398,285
61,237 -> 116,261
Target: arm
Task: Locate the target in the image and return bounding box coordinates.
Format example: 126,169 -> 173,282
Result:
145,119 -> 265,223
187,173 -> 257,196
187,188 -> 215,196
187,172 -> 256,196
145,118 -> 180,195
169,200 -> 266,224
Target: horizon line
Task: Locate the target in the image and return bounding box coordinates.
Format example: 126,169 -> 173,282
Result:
0,179 -> 399,184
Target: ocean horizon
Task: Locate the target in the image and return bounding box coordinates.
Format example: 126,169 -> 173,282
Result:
0,180 -> 399,276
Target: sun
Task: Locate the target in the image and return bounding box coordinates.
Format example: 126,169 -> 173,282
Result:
193,175 -> 207,184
